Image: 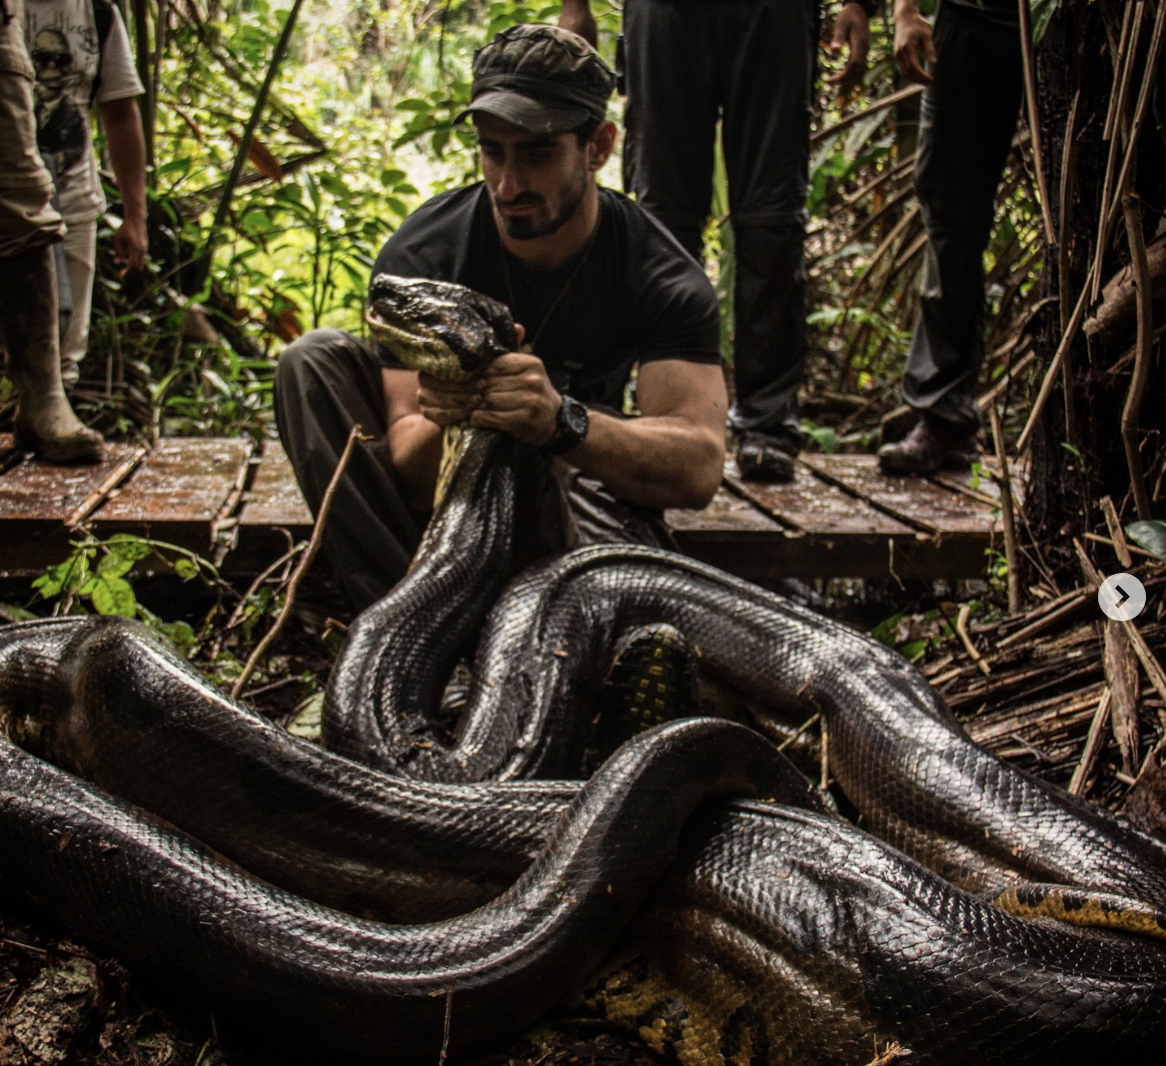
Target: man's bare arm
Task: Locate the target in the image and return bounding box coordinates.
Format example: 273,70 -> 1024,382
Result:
558,0 -> 597,46
561,360 -> 726,509
470,355 -> 726,510
383,367 -> 445,510
99,97 -> 147,277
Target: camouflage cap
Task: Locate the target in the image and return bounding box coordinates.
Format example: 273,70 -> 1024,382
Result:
456,24 -> 615,137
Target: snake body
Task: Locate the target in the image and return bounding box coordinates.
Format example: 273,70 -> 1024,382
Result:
1,276 -> 1165,1063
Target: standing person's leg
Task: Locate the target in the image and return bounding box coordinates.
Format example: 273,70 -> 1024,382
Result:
720,0 -> 816,481
274,329 -> 427,614
879,2 -> 1022,475
622,0 -> 720,261
0,0 -> 101,462
59,217 -> 96,390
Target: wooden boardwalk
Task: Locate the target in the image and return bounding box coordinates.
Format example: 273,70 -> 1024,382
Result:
0,433 -> 1016,581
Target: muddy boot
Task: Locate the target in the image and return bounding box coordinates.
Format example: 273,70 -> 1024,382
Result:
0,245 -> 102,464
877,414 -> 977,477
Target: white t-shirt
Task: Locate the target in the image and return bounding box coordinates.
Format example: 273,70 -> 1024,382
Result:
24,0 -> 143,224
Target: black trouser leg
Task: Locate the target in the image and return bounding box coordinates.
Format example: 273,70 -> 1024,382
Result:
623,0 -> 814,452
273,329 -> 425,613
903,1 -> 1023,433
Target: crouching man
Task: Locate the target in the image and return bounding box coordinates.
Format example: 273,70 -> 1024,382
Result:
275,25 -> 727,613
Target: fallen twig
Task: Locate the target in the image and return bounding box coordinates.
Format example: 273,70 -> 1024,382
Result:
1100,496 -> 1134,568
1075,539 -> 1166,708
231,424 -> 362,699
1068,688 -> 1112,796
956,604 -> 991,676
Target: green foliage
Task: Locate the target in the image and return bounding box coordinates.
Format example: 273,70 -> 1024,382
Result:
1126,520 -> 1166,562
30,534 -> 223,653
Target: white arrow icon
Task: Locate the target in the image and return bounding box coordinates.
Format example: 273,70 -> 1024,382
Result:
1099,573 -> 1147,622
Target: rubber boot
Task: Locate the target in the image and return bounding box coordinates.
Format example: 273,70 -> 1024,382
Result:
0,244 -> 102,464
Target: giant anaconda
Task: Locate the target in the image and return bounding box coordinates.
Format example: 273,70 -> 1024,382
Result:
1,275 -> 1165,1064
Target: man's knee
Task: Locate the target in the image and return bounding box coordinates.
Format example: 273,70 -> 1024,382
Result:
275,328 -> 356,390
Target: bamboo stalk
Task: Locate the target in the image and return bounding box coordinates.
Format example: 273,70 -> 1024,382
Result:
1120,192 -> 1154,521
210,0 -> 309,236
1057,89 -> 1080,443
1092,1 -> 1145,303
811,84 -> 925,146
231,425 -> 361,699
990,406 -> 1021,613
1017,0 -> 1056,246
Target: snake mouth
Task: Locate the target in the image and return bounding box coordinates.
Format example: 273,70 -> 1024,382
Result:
365,309 -> 472,381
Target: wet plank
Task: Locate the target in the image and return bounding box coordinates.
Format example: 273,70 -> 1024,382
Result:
665,485 -> 777,533
724,457 -> 911,535
800,453 -> 1000,536
0,439 -> 139,521
229,439 -> 316,572
238,440 -> 314,528
90,438 -> 253,550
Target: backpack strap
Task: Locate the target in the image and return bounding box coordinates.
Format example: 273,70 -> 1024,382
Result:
90,0 -> 114,102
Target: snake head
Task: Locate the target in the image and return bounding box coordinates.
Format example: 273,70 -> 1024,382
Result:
366,274 -> 519,382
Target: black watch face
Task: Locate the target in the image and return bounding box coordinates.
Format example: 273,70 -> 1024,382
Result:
561,396 -> 588,439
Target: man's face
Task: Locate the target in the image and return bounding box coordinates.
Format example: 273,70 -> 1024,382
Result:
475,113 -> 591,241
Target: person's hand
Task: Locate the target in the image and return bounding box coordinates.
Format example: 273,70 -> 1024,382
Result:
558,0 -> 597,46
895,8 -> 936,85
825,3 -> 870,100
417,372 -> 484,427
113,215 -> 147,278
470,352 -> 563,447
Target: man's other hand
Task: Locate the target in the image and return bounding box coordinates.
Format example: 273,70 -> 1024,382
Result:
825,3 -> 870,100
417,373 -> 483,427
113,215 -> 147,278
558,0 -> 598,46
894,4 -> 936,85
470,352 -> 562,446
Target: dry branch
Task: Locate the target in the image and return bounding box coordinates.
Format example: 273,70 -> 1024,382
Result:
231,424 -> 362,699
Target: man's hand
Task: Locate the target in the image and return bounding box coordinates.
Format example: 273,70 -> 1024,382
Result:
825,3 -> 870,100
558,0 -> 597,47
469,352 -> 562,447
894,2 -> 936,85
113,215 -> 147,277
416,373 -> 483,427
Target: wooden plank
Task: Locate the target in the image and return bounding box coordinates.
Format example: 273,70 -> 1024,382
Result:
724,457 -> 911,535
90,438 -> 252,550
238,440 -> 313,528
0,439 -> 138,521
665,485 -> 777,533
800,453 -> 1000,536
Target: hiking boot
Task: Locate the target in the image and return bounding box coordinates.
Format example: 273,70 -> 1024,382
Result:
877,415 -> 977,477
736,433 -> 797,483
1,245 -> 102,465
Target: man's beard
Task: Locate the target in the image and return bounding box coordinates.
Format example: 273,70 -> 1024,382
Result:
495,167 -> 588,241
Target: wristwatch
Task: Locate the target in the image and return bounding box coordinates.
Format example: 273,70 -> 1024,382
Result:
545,393 -> 589,455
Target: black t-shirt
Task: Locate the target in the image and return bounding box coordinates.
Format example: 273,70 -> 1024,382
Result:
370,184 -> 721,409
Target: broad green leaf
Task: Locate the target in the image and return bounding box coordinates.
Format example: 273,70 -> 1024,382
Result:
90,575 -> 137,618
97,552 -> 135,578
1126,520 -> 1166,561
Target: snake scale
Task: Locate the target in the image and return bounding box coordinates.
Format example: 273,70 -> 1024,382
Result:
0,275 -> 1165,1064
